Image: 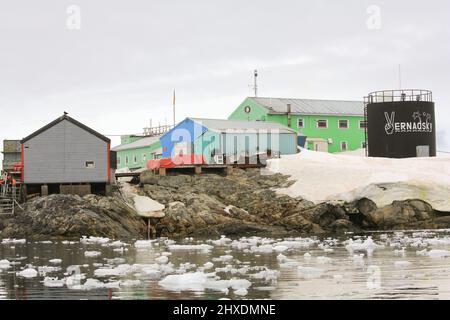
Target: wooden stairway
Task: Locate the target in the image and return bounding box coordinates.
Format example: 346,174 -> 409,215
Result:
0,198 -> 14,215
0,185 -> 18,215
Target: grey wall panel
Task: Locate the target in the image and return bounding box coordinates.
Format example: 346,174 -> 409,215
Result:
24,120 -> 108,184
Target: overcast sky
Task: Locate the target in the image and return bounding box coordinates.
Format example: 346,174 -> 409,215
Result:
1,0 -> 449,158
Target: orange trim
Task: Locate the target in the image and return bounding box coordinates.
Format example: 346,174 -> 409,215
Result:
21,143 -> 24,182
107,143 -> 111,183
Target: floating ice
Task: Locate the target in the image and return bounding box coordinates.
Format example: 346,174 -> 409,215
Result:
38,266 -> 61,275
234,288 -> 248,296
203,262 -> 214,270
134,240 -> 155,248
1,238 -> 26,244
61,240 -> 78,245
49,259 -> 62,264
345,237 -> 382,255
155,255 -> 169,264
94,264 -> 133,277
250,269 -> 280,282
213,255 -> 233,262
158,272 -> 211,292
17,268 -> 38,278
80,236 -> 110,245
273,245 -> 289,252
84,251 -> 101,258
120,279 -> 142,287
210,236 -> 233,246
229,278 -> 252,290
168,244 -> 213,252
106,257 -> 126,265
0,260 -> 11,270
107,240 -> 128,248
43,277 -> 65,288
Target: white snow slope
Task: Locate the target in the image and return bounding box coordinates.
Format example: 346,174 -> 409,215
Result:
266,149 -> 450,211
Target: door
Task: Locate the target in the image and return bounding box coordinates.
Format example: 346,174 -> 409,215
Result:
314,141 -> 328,152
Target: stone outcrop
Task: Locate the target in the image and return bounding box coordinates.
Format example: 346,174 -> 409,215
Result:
138,168 -> 449,237
0,168 -> 448,240
0,194 -> 147,240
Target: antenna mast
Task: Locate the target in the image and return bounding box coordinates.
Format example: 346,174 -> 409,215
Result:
253,70 -> 258,97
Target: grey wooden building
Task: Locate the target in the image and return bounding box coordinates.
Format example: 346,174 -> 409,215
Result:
21,113 -> 115,196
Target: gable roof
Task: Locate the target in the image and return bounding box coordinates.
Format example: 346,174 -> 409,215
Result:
21,114 -> 111,144
190,117 -> 297,134
248,97 -> 364,116
112,135 -> 161,151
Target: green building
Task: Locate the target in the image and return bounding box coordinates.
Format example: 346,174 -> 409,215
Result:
112,135 -> 162,170
228,97 -> 366,153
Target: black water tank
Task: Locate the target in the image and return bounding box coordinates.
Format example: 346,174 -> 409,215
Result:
365,89 -> 436,158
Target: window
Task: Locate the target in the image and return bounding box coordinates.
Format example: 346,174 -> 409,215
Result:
117,157 -> 121,165
85,161 -> 95,169
361,141 -> 367,149
125,156 -> 129,165
338,119 -> 349,129
340,141 -> 348,151
142,154 -> 147,161
297,118 -> 304,128
317,120 -> 328,128
133,154 -> 137,164
359,120 -> 367,129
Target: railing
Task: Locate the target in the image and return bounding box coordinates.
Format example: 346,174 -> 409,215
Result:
142,124 -> 174,137
365,89 -> 433,104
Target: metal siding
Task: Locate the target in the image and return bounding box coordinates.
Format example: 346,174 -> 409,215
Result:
160,118 -> 207,158
23,120 -> 108,184
279,133 -> 297,154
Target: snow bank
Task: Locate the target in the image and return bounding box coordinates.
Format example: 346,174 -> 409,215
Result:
266,149 -> 450,211
133,195 -> 165,218
120,182 -> 165,217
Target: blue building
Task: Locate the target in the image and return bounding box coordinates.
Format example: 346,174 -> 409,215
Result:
160,117 -> 298,164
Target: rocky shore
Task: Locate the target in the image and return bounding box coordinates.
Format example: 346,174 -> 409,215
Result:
1,168 -> 449,240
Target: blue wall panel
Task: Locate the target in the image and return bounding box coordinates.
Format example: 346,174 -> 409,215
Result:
160,118 -> 208,158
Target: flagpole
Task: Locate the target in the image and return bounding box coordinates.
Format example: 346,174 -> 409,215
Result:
173,89 -> 176,126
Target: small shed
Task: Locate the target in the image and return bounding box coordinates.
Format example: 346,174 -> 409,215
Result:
160,117 -> 298,165
21,113 -> 114,196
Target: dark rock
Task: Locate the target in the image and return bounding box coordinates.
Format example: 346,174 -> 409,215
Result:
1,194 -> 146,240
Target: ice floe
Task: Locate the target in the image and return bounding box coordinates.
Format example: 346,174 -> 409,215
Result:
17,268 -> 38,278
49,259 -> 62,264
84,251 -> 101,258
80,236 -> 110,245
1,238 -> 26,245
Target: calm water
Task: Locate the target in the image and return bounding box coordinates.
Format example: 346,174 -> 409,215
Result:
1,230 -> 450,300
